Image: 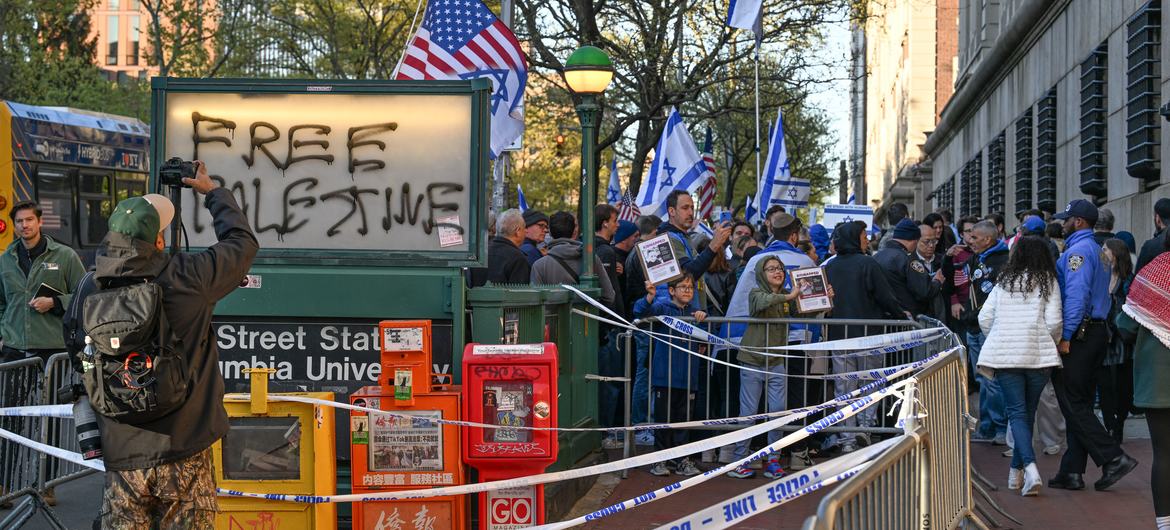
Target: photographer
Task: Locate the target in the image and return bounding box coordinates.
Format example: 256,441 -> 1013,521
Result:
64,160 -> 258,528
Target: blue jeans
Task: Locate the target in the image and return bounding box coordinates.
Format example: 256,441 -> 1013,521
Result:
732,363 -> 787,459
996,368 -> 1050,468
631,333 -> 651,425
598,329 -> 624,428
967,331 -> 1006,437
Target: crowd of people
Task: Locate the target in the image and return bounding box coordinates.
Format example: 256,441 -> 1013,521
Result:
471,193 -> 1170,525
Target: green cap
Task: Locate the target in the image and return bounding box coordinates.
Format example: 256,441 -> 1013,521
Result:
107,196 -> 161,242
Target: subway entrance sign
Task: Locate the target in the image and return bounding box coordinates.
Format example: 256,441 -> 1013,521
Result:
149,78 -> 491,472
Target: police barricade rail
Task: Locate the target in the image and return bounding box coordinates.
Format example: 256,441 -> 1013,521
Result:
41,352 -> 98,490
0,356 -> 69,530
801,337 -> 974,530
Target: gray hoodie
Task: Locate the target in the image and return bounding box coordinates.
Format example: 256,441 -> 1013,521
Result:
530,238 -> 615,305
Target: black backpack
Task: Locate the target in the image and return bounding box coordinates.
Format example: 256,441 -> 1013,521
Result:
74,275 -> 189,424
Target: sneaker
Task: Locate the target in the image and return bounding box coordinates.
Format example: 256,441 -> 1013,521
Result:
992,433 -> 1008,446
648,462 -> 671,476
1002,448 -> 1013,458
726,465 -> 756,479
635,431 -> 656,446
1042,445 -> 1062,455
789,449 -> 814,471
676,458 -> 701,476
1007,468 -> 1023,490
701,449 -> 716,463
763,455 -> 786,479
602,435 -> 624,450
718,445 -> 736,464
855,433 -> 872,447
1021,463 -> 1042,496
841,440 -> 859,454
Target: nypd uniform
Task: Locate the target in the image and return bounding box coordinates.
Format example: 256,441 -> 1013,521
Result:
874,238 -> 940,318
1051,200 -> 1132,486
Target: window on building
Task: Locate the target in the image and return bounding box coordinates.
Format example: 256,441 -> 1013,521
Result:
933,176 -> 956,214
1126,1 -> 1161,181
109,0 -> 120,9
960,153 -> 982,218
1014,110 -> 1033,216
106,16 -> 119,66
1079,43 -> 1108,199
987,133 -> 1006,217
1036,88 -> 1058,214
127,15 -> 139,66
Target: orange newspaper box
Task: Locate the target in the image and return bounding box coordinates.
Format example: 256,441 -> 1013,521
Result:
461,343 -> 558,529
348,387 -> 466,530
349,319 -> 468,530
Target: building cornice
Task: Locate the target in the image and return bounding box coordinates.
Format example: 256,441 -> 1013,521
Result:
923,0 -> 1072,156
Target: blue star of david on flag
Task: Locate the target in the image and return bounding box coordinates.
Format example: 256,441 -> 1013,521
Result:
758,109 -> 809,211
606,156 -> 622,205
636,107 -> 709,217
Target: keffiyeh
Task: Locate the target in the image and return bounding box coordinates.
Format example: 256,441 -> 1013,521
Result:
1123,252 -> 1170,348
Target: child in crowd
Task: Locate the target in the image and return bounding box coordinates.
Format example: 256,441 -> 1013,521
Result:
635,273 -> 707,477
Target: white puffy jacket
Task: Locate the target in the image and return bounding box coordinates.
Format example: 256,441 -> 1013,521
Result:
976,278 -> 1063,374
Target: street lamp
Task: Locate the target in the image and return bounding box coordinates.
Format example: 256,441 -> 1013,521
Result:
564,45 -> 613,288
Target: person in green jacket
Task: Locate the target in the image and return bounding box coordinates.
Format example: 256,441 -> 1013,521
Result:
0,200 -> 83,506
0,201 -> 84,360
727,255 -> 829,480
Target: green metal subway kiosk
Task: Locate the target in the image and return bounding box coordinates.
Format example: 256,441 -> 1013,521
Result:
148,77 -> 488,493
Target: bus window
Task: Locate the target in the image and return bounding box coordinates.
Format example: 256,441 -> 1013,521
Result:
34,166 -> 75,248
79,172 -> 113,247
115,172 -> 147,202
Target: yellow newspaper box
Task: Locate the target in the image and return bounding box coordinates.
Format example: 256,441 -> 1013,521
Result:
216,369 -> 336,529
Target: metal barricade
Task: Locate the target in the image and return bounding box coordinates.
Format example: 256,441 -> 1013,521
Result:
41,352 -> 97,490
802,344 -> 976,530
0,355 -> 68,529
620,316 -> 942,450
801,429 -> 932,530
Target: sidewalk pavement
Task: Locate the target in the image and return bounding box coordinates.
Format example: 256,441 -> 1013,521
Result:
567,419 -> 1155,529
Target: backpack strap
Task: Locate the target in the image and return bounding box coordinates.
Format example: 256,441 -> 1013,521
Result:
66,272 -> 97,345
549,255 -> 580,283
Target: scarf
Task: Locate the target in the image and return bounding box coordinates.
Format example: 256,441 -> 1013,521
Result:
1123,252 -> 1170,348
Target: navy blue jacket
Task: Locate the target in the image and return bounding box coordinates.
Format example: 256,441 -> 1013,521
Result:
1057,229 -> 1112,340
520,238 -> 543,266
633,297 -> 701,389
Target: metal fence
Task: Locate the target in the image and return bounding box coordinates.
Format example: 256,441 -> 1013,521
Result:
616,316 -> 949,466
41,352 -> 98,490
802,342 -> 977,530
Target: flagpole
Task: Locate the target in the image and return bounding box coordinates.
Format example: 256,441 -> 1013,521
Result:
753,27 -> 762,220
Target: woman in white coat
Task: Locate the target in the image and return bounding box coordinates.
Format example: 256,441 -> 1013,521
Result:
977,236 -> 1063,496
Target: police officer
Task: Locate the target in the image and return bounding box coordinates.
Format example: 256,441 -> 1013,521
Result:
874,218 -> 942,317
1049,199 -> 1138,492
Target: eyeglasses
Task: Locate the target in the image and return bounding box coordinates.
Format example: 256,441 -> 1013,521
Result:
536,223 -> 549,230
763,266 -> 783,273
671,285 -> 695,292
920,238 -> 939,245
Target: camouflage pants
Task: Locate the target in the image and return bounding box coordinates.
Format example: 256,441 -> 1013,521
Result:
100,448 -> 218,529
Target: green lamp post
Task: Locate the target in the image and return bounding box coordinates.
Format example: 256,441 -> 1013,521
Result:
564,45 -> 614,288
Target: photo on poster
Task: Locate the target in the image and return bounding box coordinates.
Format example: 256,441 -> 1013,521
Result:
790,267 -> 833,313
369,410 -> 443,471
636,233 -> 683,285
483,382 -> 533,443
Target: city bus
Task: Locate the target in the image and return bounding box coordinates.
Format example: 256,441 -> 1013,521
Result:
0,100 -> 150,263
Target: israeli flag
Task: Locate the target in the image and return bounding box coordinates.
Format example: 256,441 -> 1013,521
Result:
727,0 -> 763,30
745,194 -> 759,224
517,183 -> 529,212
636,107 -> 709,218
606,157 -> 621,205
847,192 -> 856,205
758,109 -> 809,213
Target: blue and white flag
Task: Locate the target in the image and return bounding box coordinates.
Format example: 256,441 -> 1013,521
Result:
727,0 -> 763,30
745,194 -> 759,224
758,109 -> 809,213
636,107 -> 709,218
606,157 -> 621,205
846,192 -> 856,205
517,183 -> 529,212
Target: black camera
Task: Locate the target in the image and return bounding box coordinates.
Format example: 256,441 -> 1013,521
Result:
158,157 -> 195,188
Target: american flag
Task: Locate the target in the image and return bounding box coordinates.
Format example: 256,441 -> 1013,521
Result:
618,189 -> 641,222
395,0 -> 527,158
697,126 -> 717,220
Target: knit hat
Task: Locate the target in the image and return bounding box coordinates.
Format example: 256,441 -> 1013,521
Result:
1022,215 -> 1046,234
523,210 -> 549,227
1123,253 -> 1170,348
108,196 -> 161,243
613,220 -> 638,244
1115,231 -> 1136,255
891,218 -> 921,241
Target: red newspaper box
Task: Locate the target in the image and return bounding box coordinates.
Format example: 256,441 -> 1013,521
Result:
462,343 -> 558,529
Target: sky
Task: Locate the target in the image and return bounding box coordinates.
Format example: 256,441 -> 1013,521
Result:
805,19 -> 853,179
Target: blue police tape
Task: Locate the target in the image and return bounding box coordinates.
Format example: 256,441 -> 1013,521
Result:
0,347 -> 952,506
0,404 -> 71,418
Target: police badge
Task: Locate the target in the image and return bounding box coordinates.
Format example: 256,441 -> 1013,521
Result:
910,260 -> 926,273
1068,255 -> 1085,272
